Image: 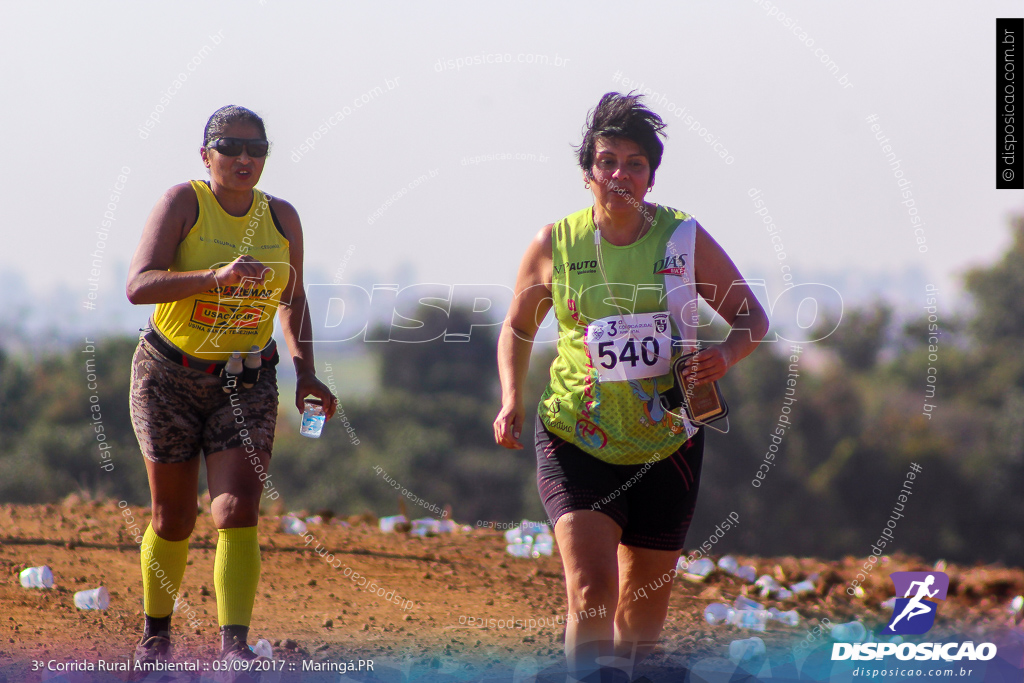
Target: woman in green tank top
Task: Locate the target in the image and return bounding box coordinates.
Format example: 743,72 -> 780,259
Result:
494,93 -> 769,681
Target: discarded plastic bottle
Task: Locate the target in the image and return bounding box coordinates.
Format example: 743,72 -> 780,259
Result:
507,542 -> 533,559
280,516 -> 307,535
729,609 -> 770,632
734,595 -> 763,611
684,558 -> 716,580
718,555 -> 739,575
251,639 -> 273,658
532,532 -> 554,557
775,610 -> 800,627
735,565 -> 757,582
755,575 -> 781,597
520,520 -> 550,538
19,565 -> 53,589
74,586 -> 110,610
379,515 -> 408,533
704,603 -> 734,626
411,518 -> 441,537
791,577 -> 817,595
504,527 -> 523,544
299,398 -> 326,438
776,588 -> 794,600
728,636 -> 766,663
831,621 -> 867,643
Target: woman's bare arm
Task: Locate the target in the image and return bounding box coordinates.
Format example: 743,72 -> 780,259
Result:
494,224 -> 554,449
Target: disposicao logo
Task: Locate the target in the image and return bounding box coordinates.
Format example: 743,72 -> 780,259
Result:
883,571 -> 948,635
832,571 -> 997,662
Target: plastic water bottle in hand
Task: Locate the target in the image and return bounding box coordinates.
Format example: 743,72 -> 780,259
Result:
299,398 -> 326,438
20,565 -> 53,589
74,586 -> 110,610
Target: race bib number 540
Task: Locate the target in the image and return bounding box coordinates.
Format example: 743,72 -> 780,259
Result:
585,312 -> 672,382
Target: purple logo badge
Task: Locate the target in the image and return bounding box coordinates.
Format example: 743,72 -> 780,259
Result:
882,571 -> 948,635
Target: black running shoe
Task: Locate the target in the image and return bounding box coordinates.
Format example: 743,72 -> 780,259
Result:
134,634 -> 171,663
220,643 -> 260,662
130,635 -> 171,680
217,642 -> 276,683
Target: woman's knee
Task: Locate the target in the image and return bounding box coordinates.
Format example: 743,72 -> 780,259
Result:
151,505 -> 197,541
567,570 -> 617,611
210,493 -> 261,529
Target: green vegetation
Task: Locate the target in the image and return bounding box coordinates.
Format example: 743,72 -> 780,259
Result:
2,214 -> 1022,564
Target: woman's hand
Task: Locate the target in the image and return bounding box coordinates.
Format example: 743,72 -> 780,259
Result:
295,373 -> 337,419
493,398 -> 526,450
678,344 -> 733,387
214,254 -> 271,287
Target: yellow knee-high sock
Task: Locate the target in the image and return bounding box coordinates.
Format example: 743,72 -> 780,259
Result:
214,526 -> 261,626
140,524 -> 190,618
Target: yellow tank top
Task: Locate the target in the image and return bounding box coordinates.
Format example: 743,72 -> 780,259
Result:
152,180 -> 290,360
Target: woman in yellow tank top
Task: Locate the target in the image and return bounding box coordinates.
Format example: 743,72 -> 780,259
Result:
126,105 -> 337,667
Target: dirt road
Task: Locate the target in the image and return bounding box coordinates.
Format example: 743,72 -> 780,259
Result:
1,500 -> 1021,682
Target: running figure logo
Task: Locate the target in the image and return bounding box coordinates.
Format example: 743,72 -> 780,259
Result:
882,571 -> 949,635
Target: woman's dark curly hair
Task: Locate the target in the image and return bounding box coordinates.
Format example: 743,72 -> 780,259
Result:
576,92 -> 667,185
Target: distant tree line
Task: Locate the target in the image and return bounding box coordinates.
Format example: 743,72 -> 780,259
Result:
2,215 -> 1023,565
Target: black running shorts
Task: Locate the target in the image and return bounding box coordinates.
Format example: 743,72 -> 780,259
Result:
535,414 -> 704,551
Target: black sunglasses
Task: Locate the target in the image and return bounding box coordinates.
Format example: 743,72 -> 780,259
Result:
207,137 -> 270,158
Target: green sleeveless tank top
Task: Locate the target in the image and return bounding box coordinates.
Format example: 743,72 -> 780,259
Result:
538,205 -> 700,464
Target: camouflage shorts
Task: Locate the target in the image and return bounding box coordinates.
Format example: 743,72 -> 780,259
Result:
129,335 -> 279,464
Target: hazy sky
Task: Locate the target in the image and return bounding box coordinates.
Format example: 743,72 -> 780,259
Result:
1,1 -> 1021,337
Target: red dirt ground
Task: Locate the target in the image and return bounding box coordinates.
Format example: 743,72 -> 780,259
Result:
1,500 -> 1022,681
